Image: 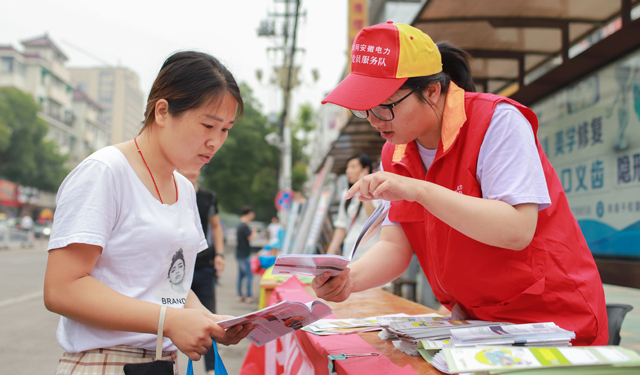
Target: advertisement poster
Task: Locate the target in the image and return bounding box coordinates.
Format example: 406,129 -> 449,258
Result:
530,48 -> 640,258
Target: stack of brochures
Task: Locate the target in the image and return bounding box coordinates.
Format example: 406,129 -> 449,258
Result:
376,316 -> 502,357
416,322 -> 575,366
302,316 -> 382,335
302,313 -> 418,336
450,322 -> 575,347
430,346 -> 640,374
272,203 -> 389,277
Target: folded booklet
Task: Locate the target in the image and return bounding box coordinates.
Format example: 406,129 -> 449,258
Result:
217,299 -> 332,347
272,202 -> 389,277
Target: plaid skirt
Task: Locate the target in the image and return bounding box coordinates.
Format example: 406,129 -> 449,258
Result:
56,345 -> 179,375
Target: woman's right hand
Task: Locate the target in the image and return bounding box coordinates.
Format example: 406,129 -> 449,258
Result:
164,308 -> 252,360
311,267 -> 354,302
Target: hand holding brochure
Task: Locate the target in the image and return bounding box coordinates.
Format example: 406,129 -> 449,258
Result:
272,202 -> 389,276
217,300 -> 332,347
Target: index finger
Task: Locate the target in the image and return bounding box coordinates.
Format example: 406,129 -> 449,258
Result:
345,179 -> 362,199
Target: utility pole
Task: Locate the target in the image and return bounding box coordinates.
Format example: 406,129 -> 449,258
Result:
258,0 -> 303,196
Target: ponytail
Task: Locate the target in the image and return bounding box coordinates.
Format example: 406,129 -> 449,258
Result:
401,41 -> 475,97
438,41 -> 475,92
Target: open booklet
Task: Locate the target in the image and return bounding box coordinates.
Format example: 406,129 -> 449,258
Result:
272,201 -> 390,277
217,299 -> 332,347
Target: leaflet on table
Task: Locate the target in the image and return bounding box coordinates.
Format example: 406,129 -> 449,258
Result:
417,340 -> 450,364
376,313 -> 445,327
302,313 -> 413,336
271,202 -> 389,277
443,346 -> 640,374
388,319 -> 504,342
450,322 -> 575,346
217,299 -> 332,347
389,319 -> 497,331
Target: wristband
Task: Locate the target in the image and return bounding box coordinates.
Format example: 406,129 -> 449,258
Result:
215,253 -> 224,259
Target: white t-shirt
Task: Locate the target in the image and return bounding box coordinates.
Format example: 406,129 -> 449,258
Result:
383,103 -> 551,225
333,192 -> 380,261
48,146 -> 208,353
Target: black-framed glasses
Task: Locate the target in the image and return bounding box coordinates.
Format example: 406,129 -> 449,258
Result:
350,87 -> 421,121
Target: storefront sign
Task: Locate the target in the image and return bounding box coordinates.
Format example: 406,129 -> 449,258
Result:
531,48 -> 640,258
348,0 -> 368,70
0,179 -> 19,206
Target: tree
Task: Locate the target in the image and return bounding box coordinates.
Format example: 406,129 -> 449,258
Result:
0,87 -> 68,192
201,83 -> 280,222
290,103 -> 316,192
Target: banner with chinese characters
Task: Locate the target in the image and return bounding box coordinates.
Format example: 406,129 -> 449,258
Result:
348,0 -> 368,69
530,48 -> 640,258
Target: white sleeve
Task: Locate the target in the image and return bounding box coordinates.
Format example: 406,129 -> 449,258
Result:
477,103 -> 551,210
48,160 -> 118,251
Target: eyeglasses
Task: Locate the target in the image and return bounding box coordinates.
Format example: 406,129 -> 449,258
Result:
350,87 -> 421,121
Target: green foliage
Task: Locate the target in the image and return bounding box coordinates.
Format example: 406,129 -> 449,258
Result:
200,86 -> 319,222
0,87 -> 69,192
285,102 -> 316,192
291,162 -> 308,192
201,83 -> 280,222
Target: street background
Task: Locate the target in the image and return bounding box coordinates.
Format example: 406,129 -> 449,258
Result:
1,240 -> 639,374
0,240 -> 260,375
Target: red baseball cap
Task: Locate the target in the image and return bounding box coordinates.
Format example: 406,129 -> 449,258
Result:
322,21 -> 442,111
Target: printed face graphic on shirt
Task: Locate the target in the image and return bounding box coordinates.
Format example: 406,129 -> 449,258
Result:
166,249 -> 186,294
155,246 -> 193,305
169,258 -> 185,286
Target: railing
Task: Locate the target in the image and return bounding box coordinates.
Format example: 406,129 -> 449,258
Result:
0,226 -> 33,249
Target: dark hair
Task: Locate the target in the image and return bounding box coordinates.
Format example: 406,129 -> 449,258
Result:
141,51 -> 244,132
347,153 -> 373,175
343,153 -> 373,217
168,248 -> 185,278
400,41 -> 476,99
241,205 -> 254,216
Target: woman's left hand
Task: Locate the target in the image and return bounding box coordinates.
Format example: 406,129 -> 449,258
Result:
346,171 -> 424,202
209,314 -> 254,346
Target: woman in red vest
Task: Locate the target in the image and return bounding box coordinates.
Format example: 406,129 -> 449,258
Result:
313,22 -> 608,346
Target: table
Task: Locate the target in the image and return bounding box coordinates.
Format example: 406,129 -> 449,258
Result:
241,276 -> 445,375
308,286 -> 444,375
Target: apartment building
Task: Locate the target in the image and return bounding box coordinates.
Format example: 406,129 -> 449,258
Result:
69,67 -> 145,144
0,35 -> 76,155
70,88 -> 110,165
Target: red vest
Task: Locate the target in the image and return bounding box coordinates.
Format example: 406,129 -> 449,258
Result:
381,90 -> 608,345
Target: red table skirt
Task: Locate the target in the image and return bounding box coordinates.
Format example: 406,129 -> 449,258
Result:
239,277 -> 417,375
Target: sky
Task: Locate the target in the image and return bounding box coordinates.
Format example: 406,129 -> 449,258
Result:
0,0 -> 349,118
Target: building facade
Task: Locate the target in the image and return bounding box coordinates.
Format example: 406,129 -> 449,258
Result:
69,67 -> 145,144
0,35 -> 76,155
70,88 -> 110,165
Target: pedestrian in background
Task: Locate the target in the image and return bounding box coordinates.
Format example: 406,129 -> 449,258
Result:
43,51 -> 253,374
326,153 -> 380,261
178,167 -> 225,375
266,216 -> 282,248
236,205 -> 256,303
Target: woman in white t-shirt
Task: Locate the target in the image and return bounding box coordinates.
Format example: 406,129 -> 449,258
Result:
326,154 -> 380,261
44,51 -> 253,374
